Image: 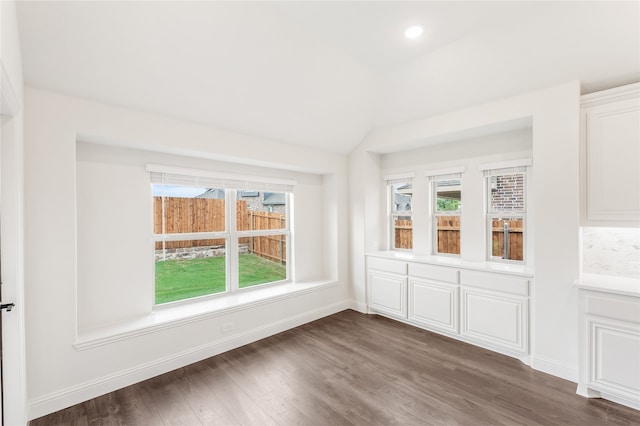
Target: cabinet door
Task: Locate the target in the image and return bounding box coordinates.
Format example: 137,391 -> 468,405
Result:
409,278 -> 458,334
368,271 -> 407,319
588,317 -> 640,404
460,287 -> 528,354
582,96 -> 640,225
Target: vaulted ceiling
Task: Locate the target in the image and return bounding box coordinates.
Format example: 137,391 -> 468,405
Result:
15,1 -> 640,154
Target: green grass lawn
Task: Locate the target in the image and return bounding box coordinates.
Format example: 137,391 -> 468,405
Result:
155,253 -> 286,304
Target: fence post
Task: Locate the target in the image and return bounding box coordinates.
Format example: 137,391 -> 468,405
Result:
503,222 -> 509,259
250,211 -> 254,254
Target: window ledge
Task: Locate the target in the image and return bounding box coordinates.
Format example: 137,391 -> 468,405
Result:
75,280 -> 336,351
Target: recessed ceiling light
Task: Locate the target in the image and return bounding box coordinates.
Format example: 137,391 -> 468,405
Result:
404,25 -> 424,40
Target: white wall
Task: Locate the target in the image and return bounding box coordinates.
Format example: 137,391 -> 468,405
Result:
23,88 -> 351,419
350,81 -> 581,381
0,1 -> 28,424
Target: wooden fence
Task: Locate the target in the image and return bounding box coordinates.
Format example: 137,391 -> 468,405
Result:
154,197 -> 286,263
395,217 -> 523,260
244,212 -> 286,264
395,220 -> 413,249
490,219 -> 523,261
436,216 -> 460,255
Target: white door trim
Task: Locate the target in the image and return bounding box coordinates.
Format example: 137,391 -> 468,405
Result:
0,56 -> 28,425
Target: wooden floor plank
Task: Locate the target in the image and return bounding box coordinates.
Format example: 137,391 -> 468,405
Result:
30,310 -> 640,426
134,369 -> 202,425
199,355 -> 279,426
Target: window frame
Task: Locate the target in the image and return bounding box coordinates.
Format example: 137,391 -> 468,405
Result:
430,175 -> 462,257
149,165 -> 294,307
481,161 -> 531,264
385,173 -> 414,252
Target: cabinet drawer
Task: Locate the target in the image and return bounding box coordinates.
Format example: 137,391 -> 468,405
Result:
408,263 -> 458,283
367,256 -> 407,275
586,293 -> 640,324
459,270 -> 529,297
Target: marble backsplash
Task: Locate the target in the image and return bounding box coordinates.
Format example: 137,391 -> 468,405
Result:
582,227 -> 640,279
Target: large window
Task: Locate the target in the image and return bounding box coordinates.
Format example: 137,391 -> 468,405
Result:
151,167 -> 292,305
386,175 -> 413,250
430,174 -> 462,255
484,165 -> 527,262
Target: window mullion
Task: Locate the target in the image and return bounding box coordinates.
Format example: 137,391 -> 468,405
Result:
152,231 -> 230,242
237,229 -> 289,238
228,189 -> 239,293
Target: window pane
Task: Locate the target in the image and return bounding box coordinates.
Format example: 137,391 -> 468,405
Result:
490,218 -> 524,261
394,216 -> 413,250
392,182 -> 412,212
435,179 -> 461,212
239,236 -> 287,288
488,174 -> 525,213
436,215 -> 460,255
237,190 -> 287,231
155,239 -> 227,304
153,184 -> 225,233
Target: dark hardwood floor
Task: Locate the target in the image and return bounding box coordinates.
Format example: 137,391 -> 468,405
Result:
31,310 -> 640,425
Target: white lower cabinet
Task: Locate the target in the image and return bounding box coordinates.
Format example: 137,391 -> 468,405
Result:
459,270 -> 529,356
368,271 -> 407,319
589,318 -> 640,399
460,287 -> 527,354
366,254 -> 531,361
578,288 -> 640,410
409,278 -> 458,334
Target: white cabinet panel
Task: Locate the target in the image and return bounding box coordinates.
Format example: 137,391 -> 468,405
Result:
581,83 -> 640,226
409,279 -> 458,334
461,287 -> 527,354
590,320 -> 640,399
368,271 -> 407,319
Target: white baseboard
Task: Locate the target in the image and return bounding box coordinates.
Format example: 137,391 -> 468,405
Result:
28,300 -> 351,420
598,391 -> 640,411
531,354 -> 578,383
576,383 -> 601,398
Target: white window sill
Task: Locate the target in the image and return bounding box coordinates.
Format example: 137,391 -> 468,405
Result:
75,280 -> 336,351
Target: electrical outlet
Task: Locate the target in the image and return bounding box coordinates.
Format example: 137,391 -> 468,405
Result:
222,322 -> 234,333
629,261 -> 640,273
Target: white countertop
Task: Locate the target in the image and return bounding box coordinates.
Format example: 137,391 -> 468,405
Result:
366,251 -> 534,277
575,273 -> 640,297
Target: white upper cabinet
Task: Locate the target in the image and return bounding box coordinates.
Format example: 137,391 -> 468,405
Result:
581,83 -> 640,227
